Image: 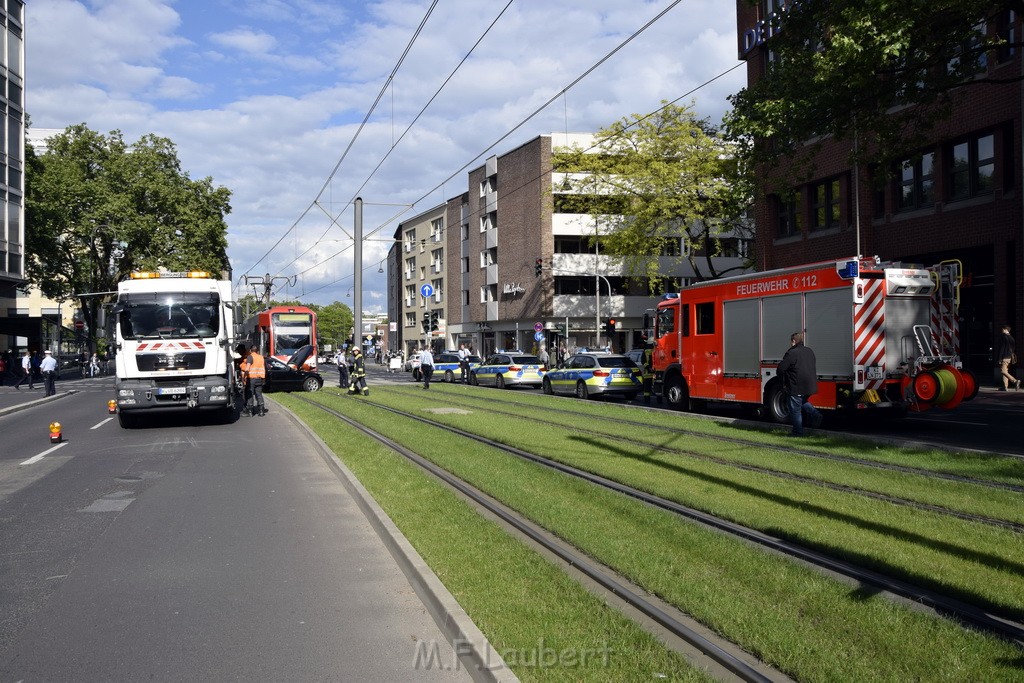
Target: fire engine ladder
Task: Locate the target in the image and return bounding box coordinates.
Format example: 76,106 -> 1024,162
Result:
929,260 -> 962,358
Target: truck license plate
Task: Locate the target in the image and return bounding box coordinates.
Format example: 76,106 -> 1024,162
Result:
866,367 -> 884,380
157,387 -> 186,395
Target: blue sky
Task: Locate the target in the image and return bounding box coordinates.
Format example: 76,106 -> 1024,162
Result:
26,0 -> 746,311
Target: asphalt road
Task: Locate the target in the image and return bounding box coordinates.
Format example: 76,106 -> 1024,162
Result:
0,377 -> 472,682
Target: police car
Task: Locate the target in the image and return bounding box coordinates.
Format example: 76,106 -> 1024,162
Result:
433,352 -> 482,382
542,352 -> 641,400
470,352 -> 546,389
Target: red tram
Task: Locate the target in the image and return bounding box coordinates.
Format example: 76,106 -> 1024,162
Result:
241,305 -> 318,369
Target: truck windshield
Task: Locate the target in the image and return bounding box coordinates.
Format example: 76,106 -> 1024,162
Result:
117,293 -> 220,340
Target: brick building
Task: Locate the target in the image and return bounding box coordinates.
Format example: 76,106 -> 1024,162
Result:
390,133 -> 749,358
736,3 -> 1023,372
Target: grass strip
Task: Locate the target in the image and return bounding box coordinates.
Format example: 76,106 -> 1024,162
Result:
294,390 -> 1024,682
277,394 -> 708,682
368,387 -> 1024,617
388,387 -> 1024,524
399,383 -> 1024,486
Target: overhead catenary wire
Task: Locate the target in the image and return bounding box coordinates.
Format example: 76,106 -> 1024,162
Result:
249,0 -> 746,303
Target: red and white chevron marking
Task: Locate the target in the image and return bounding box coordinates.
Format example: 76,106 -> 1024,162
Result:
854,278 -> 886,390
930,297 -> 959,357
135,341 -> 206,352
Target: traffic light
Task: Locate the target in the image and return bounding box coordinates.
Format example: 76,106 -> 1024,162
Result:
535,258 -> 543,277
430,311 -> 439,333
604,318 -> 617,336
422,312 -> 430,334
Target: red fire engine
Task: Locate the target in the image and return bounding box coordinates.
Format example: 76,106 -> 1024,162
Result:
646,256 -> 977,421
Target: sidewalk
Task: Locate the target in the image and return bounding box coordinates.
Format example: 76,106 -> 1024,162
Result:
0,372 -> 90,417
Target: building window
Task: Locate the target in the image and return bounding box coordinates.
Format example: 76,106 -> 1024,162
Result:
404,257 -> 415,280
896,152 -> 935,212
947,132 -> 995,201
775,192 -> 801,238
996,10 -> 1017,63
480,247 -> 497,267
461,224 -> 469,241
431,278 -> 443,302
480,213 -> 493,233
405,284 -> 416,307
431,248 -> 443,273
404,229 -> 416,252
810,178 -> 841,231
480,284 -> 497,303
405,312 -> 416,329
462,290 -> 469,306
430,217 -> 443,242
461,257 -> 469,273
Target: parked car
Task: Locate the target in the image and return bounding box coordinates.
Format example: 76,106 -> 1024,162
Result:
264,345 -> 323,393
431,353 -> 481,382
404,352 -> 421,373
471,353 -> 546,389
542,352 -> 641,400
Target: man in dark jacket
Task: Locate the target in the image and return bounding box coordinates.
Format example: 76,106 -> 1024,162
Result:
777,331 -> 823,436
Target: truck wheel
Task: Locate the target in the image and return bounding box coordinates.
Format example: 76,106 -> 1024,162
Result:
117,411 -> 137,429
664,375 -> 690,411
765,383 -> 790,423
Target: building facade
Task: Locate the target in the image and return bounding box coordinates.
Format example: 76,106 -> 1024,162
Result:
0,0 -> 28,352
391,133 -> 750,359
736,2 -> 1023,373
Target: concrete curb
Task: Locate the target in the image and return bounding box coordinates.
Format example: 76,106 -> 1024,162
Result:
277,399 -> 519,683
0,390 -> 77,418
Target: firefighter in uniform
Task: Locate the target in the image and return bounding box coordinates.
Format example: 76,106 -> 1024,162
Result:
348,347 -> 369,396
642,346 -> 657,404
242,343 -> 267,416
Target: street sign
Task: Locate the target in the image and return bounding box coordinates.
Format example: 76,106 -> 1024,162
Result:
534,331 -> 544,341
534,322 -> 543,332
74,320 -> 85,330
420,284 -> 434,298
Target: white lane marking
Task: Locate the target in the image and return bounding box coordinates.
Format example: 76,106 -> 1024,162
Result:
20,442 -> 68,465
91,417 -> 114,430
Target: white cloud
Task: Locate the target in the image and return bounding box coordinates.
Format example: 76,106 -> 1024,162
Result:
26,0 -> 746,309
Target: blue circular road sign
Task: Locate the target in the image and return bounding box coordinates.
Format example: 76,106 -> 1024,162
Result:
420,284 -> 434,298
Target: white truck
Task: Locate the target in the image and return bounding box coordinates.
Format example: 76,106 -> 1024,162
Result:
111,271 -> 240,428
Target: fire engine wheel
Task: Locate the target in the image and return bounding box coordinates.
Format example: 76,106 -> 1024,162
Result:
765,383 -> 790,424
444,370 -> 455,383
664,375 -> 690,411
542,378 -> 553,395
576,381 -> 590,400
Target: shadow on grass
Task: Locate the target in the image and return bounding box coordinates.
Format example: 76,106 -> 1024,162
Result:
568,432 -> 1024,620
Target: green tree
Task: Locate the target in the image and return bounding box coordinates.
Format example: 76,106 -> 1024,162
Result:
724,1 -> 1021,183
25,124 -> 231,348
316,301 -> 353,349
555,102 -> 753,288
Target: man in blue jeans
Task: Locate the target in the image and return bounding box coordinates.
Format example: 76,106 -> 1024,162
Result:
777,331 -> 823,436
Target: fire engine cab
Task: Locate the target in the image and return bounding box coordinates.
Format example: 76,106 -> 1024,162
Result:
647,256 -> 977,421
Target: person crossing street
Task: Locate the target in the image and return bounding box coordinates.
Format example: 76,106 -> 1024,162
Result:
348,347 -> 369,396
40,350 -> 58,396
419,347 -> 434,389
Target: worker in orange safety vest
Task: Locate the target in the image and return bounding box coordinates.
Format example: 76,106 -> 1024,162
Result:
241,342 -> 267,416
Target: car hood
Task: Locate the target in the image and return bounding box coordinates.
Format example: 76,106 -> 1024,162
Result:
288,344 -> 314,369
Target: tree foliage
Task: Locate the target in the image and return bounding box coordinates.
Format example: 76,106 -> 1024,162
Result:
25,124 -> 231,345
724,0 -> 1023,183
555,102 -> 753,288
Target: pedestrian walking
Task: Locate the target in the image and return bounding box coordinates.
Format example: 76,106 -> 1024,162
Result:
348,347 -> 369,396
538,346 -> 550,370
996,324 -> 1020,391
337,351 -> 350,389
241,343 -> 267,416
89,353 -> 100,377
13,350 -> 32,390
420,347 -> 434,389
777,331 -> 823,436
40,350 -> 58,396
